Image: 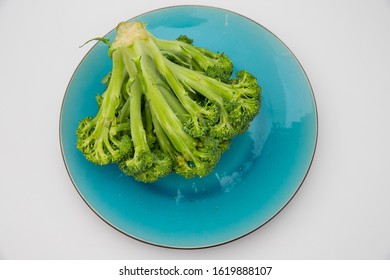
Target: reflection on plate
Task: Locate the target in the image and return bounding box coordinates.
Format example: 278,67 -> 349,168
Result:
60,5 -> 317,249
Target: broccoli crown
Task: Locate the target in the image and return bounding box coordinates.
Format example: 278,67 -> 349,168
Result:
226,70 -> 262,128
204,53 -> 233,83
176,35 -> 193,45
119,150 -> 155,176
133,150 -> 173,183
76,116 -> 133,165
76,21 -> 262,183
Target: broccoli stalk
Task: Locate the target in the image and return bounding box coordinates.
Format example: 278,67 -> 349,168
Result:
76,21 -> 261,183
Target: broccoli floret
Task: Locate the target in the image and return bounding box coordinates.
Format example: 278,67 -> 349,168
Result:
76,21 -> 261,183
143,98 -> 157,148
176,35 -> 193,45
76,49 -> 132,165
133,150 -> 173,183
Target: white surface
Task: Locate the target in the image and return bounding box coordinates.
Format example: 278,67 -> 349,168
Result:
1,0 -> 389,260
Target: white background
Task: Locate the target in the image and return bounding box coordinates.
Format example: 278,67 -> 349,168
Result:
0,0 -> 389,260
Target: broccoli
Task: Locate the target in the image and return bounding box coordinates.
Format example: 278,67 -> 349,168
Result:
76,48 -> 132,165
76,21 -> 262,183
156,34 -> 233,83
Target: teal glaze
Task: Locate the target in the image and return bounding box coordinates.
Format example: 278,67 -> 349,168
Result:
60,6 -> 317,248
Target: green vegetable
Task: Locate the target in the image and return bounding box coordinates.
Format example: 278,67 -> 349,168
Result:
76,21 -> 262,183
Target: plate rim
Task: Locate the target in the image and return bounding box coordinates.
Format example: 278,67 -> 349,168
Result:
59,4 -> 319,250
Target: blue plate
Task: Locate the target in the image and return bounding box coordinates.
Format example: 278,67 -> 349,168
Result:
60,6 -> 317,249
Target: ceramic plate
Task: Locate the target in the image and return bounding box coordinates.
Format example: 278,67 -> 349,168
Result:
60,5 -> 317,248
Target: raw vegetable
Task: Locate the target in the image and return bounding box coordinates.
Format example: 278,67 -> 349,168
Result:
76,21 -> 261,183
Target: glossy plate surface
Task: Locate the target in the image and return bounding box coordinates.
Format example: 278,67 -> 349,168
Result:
60,6 -> 317,248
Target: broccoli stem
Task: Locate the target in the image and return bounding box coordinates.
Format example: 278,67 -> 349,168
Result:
125,46 -> 196,161
155,38 -> 217,70
123,45 -> 192,155
93,49 -> 125,152
114,122 -> 130,132
118,96 -> 130,123
140,59 -> 194,150
144,97 -> 153,134
158,86 -> 188,122
132,50 -> 189,122
100,49 -> 126,116
169,62 -> 232,102
128,72 -> 149,155
141,38 -> 210,121
149,103 -> 178,158
121,46 -> 149,152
